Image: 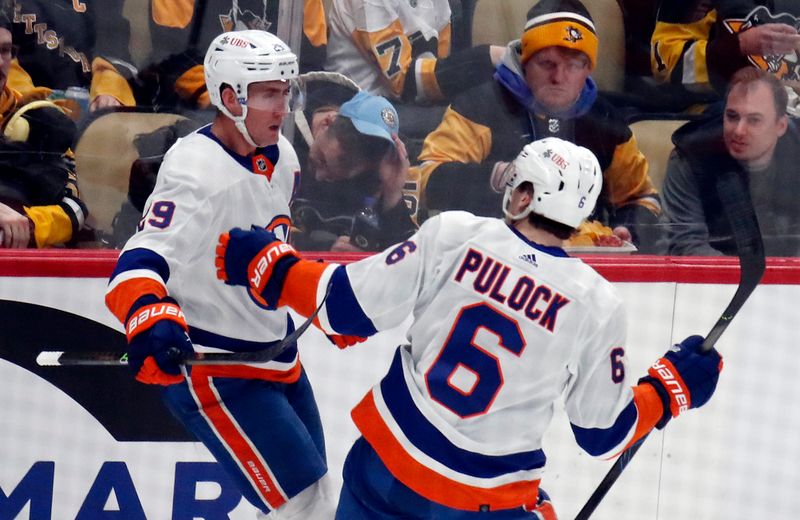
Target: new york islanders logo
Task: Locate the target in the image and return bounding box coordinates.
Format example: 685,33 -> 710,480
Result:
723,6 -> 800,81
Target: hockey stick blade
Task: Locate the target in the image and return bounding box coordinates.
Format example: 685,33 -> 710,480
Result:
38,284 -> 332,367
574,171 -> 765,520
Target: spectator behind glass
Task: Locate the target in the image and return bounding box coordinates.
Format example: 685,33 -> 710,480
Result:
8,0 -> 136,115
293,91 -> 417,252
325,0 -> 504,103
134,0 -> 328,111
662,67 -> 800,256
0,11 -> 88,248
651,0 -> 800,104
410,0 -> 662,252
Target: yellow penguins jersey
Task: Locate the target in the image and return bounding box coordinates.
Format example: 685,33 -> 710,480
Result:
325,0 -> 452,100
651,0 -> 717,91
304,212 -> 658,510
106,125 -> 303,381
652,1 -> 800,91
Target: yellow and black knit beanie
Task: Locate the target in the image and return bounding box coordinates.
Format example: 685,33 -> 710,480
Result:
520,0 -> 598,69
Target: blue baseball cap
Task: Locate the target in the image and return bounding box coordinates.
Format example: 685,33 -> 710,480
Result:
338,91 -> 399,143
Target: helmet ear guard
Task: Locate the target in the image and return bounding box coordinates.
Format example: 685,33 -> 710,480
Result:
502,137 -> 602,228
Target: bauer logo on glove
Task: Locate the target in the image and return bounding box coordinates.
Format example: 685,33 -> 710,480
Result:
649,358 -> 689,415
250,242 -> 297,293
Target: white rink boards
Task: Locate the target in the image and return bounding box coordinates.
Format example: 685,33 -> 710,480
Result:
0,256 -> 798,519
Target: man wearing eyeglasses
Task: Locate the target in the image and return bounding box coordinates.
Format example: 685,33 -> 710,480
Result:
0,11 -> 88,249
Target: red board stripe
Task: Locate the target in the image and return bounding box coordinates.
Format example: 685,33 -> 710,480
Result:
1,250 -> 799,284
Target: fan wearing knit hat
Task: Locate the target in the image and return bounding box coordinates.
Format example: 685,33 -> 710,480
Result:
502,0 -> 598,116
411,0 -> 663,252
521,0 -> 598,69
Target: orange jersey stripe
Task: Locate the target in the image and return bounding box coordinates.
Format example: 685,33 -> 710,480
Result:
191,362 -> 302,383
189,373 -> 288,509
352,392 -> 540,511
279,259 -> 329,319
613,382 -> 665,456
105,278 -> 168,323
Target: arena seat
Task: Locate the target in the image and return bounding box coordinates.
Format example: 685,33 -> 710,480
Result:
122,0 -> 152,68
74,110 -> 187,239
470,0 -> 626,93
629,117 -> 690,191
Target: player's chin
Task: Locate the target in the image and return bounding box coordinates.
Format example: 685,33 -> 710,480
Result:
255,127 -> 281,146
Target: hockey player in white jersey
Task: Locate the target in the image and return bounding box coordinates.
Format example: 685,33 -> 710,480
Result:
215,137 -> 723,518
105,30 -> 343,519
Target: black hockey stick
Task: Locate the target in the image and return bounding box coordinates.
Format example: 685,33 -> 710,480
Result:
37,284 -> 332,367
574,171 -> 766,520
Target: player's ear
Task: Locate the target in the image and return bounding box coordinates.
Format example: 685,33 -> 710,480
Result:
518,182 -> 534,207
777,113 -> 788,137
220,86 -> 242,116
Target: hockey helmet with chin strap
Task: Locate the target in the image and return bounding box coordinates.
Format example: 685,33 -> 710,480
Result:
501,137 -> 601,228
204,30 -> 300,147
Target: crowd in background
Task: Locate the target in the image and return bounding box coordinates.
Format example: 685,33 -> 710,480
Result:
0,0 -> 798,256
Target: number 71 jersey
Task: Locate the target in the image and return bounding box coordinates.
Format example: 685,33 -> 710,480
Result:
314,211 -> 637,511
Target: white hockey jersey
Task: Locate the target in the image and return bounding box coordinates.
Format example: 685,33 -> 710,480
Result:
106,126 -> 302,381
310,211 -> 648,510
325,0 -> 452,99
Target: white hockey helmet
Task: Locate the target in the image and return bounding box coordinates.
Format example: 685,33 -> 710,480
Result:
502,137 -> 601,228
204,30 -> 299,146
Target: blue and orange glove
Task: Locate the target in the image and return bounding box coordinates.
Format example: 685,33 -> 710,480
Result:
523,487 -> 557,519
326,333 -> 367,350
639,335 -> 723,429
215,226 -> 299,308
125,296 -> 193,385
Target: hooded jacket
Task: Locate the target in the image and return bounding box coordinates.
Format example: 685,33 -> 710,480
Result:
408,42 -> 660,249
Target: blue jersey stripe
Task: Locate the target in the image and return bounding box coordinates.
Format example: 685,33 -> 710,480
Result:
111,248 -> 171,283
570,400 -> 638,456
198,125 -> 280,170
327,266 -> 378,337
379,349 -> 546,478
189,316 -> 297,361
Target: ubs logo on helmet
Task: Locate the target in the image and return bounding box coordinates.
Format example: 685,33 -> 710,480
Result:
724,6 -> 800,81
219,35 -> 250,48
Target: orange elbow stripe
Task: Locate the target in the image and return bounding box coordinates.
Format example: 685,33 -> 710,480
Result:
279,259 -> 329,318
352,392 -> 540,511
626,383 -> 665,449
105,278 -> 168,323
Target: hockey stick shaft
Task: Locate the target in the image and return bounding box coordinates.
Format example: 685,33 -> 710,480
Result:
38,284 -> 332,367
574,172 -> 765,520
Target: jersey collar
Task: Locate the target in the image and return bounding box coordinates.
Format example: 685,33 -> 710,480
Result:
198,124 -> 280,175
507,223 -> 570,257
